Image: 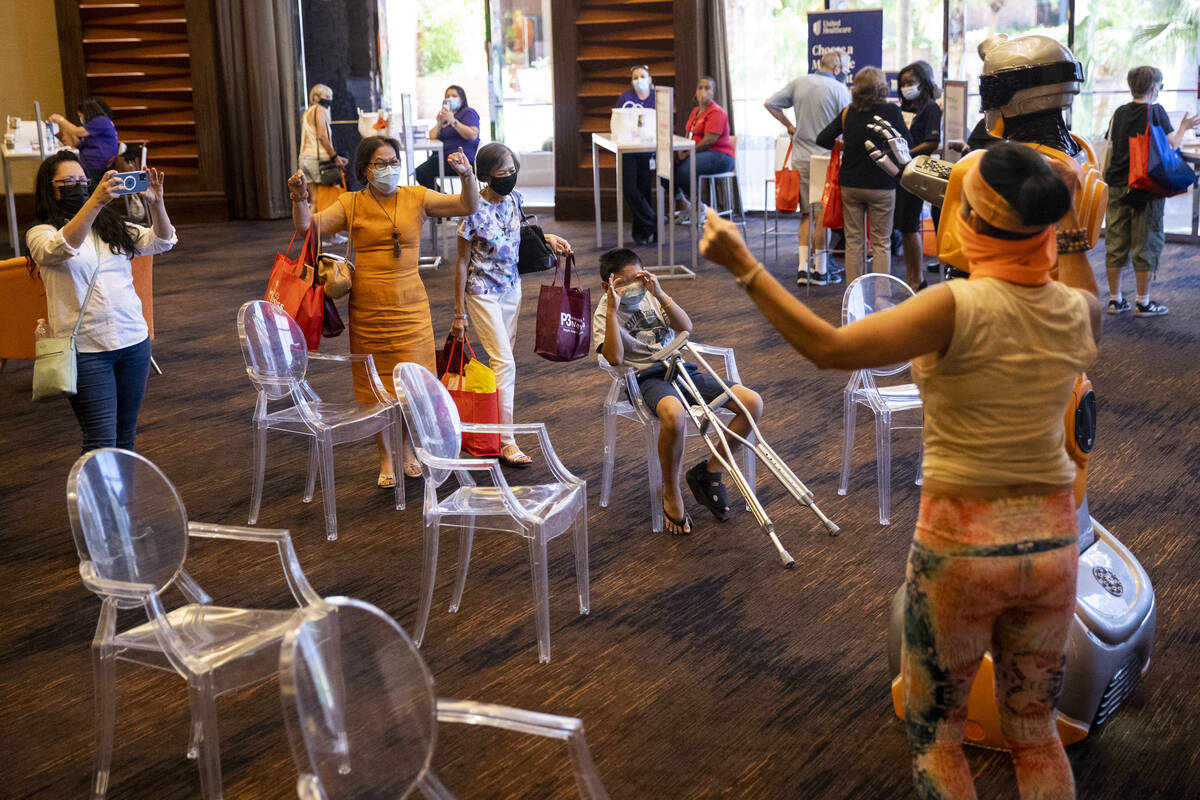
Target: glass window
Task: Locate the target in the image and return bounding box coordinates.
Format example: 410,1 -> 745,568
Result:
726,0 -> 943,210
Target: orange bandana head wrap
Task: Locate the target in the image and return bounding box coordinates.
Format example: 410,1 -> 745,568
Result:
958,161 -> 1056,286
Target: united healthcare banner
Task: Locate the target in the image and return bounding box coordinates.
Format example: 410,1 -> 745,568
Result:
809,9 -> 884,82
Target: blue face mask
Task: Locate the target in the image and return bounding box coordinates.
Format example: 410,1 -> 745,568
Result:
619,285 -> 646,306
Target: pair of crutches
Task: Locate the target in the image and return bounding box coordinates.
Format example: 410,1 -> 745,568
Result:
650,332 -> 839,568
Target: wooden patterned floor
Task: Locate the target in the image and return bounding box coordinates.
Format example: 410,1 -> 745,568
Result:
2,216 -> 1197,798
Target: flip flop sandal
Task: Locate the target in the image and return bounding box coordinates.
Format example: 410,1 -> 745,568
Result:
686,461 -> 730,522
663,505 -> 693,536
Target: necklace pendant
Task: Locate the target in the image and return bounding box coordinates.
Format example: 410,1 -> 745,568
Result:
392,229 -> 401,258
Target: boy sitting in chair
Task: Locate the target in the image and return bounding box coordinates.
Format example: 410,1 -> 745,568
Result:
594,248 -> 764,535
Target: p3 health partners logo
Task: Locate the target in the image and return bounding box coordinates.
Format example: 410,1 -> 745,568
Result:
560,311 -> 587,333
814,17 -> 854,36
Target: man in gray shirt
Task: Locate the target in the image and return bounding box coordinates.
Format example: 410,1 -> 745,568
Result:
764,50 -> 851,286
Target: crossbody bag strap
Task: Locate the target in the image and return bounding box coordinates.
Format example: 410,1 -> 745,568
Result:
71,236 -> 105,338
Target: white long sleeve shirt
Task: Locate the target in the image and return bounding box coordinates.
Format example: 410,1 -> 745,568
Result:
27,223 -> 177,352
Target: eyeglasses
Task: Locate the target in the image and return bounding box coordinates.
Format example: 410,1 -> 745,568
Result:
52,177 -> 89,187
369,159 -> 402,169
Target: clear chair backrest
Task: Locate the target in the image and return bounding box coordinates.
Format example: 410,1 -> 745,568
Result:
237,300 -> 309,400
842,273 -> 916,377
66,448 -> 188,597
393,363 -> 463,488
281,597 -> 437,800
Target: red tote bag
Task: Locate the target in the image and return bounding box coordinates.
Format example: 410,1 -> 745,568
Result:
775,140 -> 800,213
820,140 -> 844,229
265,226 -> 324,350
265,227 -> 314,318
438,336 -> 502,457
534,253 -> 592,362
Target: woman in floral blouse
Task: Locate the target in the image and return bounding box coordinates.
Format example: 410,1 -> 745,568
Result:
452,142 -> 572,467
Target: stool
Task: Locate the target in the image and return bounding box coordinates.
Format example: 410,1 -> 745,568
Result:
698,136 -> 745,237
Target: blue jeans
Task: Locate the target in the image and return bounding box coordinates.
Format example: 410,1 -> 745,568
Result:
665,150 -> 734,200
69,337 -> 152,453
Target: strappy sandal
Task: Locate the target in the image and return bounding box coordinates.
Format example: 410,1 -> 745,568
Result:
500,443 -> 533,468
403,461 -> 422,478
663,504 -> 693,536
377,472 -> 396,489
686,461 -> 730,522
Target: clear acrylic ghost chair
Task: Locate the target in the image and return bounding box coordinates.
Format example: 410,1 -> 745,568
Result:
67,447 -> 321,800
392,362 -> 589,664
237,300 -> 403,541
598,344 -> 756,533
281,597 -> 609,799
838,273 -> 924,525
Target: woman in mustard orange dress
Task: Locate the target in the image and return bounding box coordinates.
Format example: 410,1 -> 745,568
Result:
289,135 -> 479,485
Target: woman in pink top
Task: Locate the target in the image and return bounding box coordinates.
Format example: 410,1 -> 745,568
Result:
668,76 -> 734,218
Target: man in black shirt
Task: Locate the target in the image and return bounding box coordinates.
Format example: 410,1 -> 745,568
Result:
1103,65 -> 1197,316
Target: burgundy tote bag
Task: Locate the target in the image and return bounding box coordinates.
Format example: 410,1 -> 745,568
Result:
534,253 -> 592,362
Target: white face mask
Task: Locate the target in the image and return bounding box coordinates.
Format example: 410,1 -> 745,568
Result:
371,166 -> 402,194
446,96 -> 461,111
901,85 -> 920,101
632,77 -> 650,94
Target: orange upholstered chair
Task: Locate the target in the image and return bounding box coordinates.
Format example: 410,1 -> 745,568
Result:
0,256 -> 47,369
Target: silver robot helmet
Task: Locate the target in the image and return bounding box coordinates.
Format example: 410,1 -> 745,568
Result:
977,34 -> 1084,132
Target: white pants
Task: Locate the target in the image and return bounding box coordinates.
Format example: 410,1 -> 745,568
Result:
466,282 -> 522,447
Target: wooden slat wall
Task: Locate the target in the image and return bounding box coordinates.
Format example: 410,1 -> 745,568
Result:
53,0 -> 228,220
552,0 -> 701,221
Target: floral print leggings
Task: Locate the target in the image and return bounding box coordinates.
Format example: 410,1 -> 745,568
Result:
902,491 -> 1079,800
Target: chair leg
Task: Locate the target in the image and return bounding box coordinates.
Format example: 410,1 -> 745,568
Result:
644,421 -> 664,533
875,412 -> 892,526
248,422 -> 268,525
572,500 -> 591,615
303,438 -> 317,504
600,409 -> 616,508
449,517 -> 474,613
839,391 -> 856,497
391,412 -> 405,511
915,438 -> 924,487
527,535 -> 552,663
186,680 -> 224,800
316,434 -> 338,541
90,644 -> 117,799
414,519 -> 440,647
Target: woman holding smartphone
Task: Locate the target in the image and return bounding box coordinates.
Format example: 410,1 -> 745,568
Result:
27,152 -> 176,453
415,85 -> 480,191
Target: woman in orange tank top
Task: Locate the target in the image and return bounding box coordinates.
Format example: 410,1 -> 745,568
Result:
700,143 -> 1103,800
288,136 -> 479,486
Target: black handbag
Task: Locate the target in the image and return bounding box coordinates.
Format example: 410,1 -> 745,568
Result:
516,196 -> 555,275
317,158 -> 341,185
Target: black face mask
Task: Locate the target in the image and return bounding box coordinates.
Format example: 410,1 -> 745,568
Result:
317,98 -> 332,108
58,183 -> 90,216
489,173 -> 518,196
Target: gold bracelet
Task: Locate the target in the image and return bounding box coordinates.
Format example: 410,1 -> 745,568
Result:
736,262 -> 766,290
660,295 -> 674,311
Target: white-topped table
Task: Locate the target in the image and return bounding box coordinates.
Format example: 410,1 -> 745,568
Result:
591,133 -> 697,278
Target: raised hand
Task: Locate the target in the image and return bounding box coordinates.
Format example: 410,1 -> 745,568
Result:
447,147 -> 473,177
91,170 -> 122,205
141,167 -> 166,203
699,207 -> 757,277
635,269 -> 663,298
864,115 -> 911,177
288,169 -> 308,200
